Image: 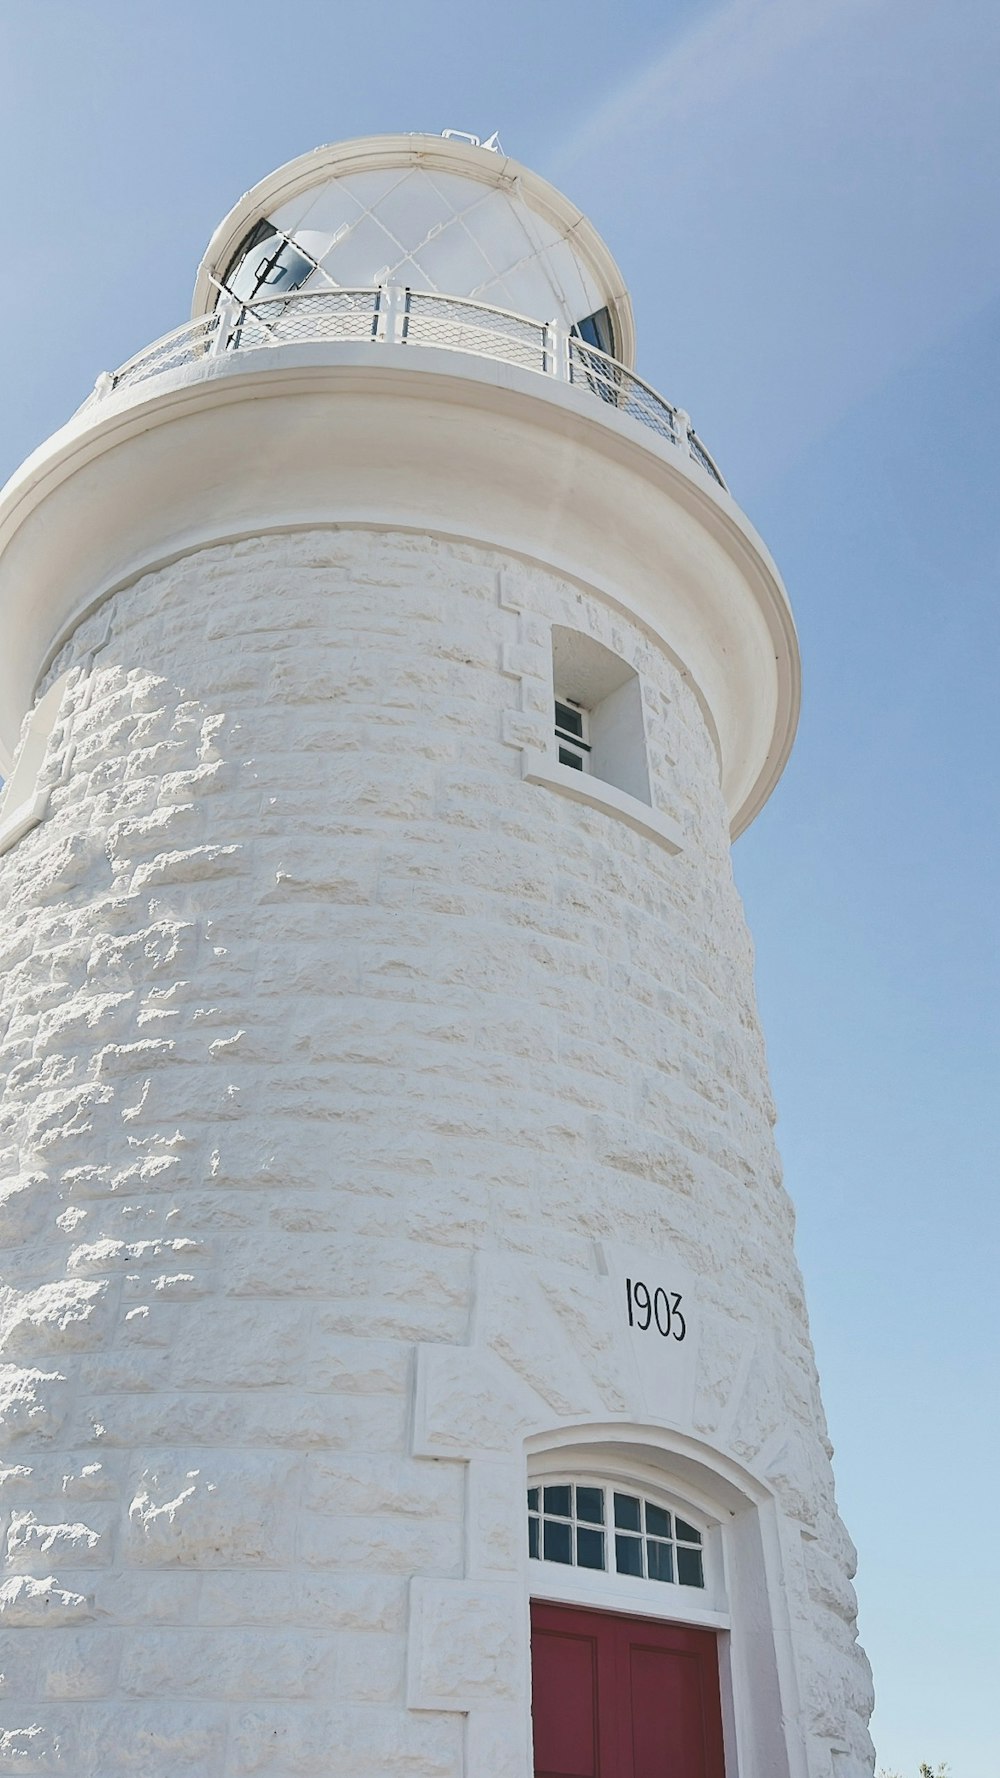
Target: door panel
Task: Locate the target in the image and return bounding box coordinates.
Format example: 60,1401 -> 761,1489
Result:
530,1619 -> 601,1778
626,1643 -> 716,1778
531,1601 -> 726,1778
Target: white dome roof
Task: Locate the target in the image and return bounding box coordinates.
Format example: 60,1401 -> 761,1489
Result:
194,133 -> 636,366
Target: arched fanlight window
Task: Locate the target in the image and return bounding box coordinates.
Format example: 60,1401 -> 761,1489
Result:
527,1480 -> 705,1590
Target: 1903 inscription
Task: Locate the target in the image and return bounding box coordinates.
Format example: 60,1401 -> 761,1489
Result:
625,1277 -> 686,1341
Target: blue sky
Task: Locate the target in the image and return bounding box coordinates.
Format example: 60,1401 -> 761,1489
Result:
1,1 -> 997,1770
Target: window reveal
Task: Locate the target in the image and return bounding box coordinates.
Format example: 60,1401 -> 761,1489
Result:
551,628 -> 652,807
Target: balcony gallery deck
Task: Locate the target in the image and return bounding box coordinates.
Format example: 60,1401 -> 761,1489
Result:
85,285 -> 727,490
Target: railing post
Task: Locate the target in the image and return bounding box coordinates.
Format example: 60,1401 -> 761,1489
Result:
376,284 -> 409,346
212,298 -> 238,355
674,406 -> 692,460
372,286 -> 389,343
544,322 -> 570,384
389,284 -> 405,346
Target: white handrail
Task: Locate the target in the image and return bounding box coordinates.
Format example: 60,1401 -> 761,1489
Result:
404,286 -> 552,330
102,310 -> 220,386
86,287 -> 727,490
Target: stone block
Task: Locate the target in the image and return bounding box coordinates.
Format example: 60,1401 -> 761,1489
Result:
0,1578 -> 93,1627
5,1512 -> 110,1571
407,1578 -> 526,1710
228,1704 -> 462,1776
125,1452 -> 295,1566
76,1704 -> 227,1776
119,1630 -> 326,1699
301,1454 -> 464,1520
299,1513 -> 460,1576
334,1630 -> 406,1704
37,1629 -> 120,1699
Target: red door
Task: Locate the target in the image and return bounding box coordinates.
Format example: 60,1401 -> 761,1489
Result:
530,1601 -> 726,1778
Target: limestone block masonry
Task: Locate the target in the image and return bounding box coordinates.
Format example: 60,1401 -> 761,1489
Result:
0,525 -> 873,1775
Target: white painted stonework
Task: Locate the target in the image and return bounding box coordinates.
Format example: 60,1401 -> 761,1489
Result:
0,136 -> 873,1778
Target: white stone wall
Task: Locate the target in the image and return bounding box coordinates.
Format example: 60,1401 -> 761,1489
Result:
0,528 -> 873,1776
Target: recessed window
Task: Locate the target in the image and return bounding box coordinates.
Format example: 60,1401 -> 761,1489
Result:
552,628 -> 651,806
527,1482 -> 705,1590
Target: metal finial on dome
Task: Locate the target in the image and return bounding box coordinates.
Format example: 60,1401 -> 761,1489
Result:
440,126 -> 505,153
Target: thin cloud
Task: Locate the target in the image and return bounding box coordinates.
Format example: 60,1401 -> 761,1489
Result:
548,0 -> 1000,490
551,0 -> 880,178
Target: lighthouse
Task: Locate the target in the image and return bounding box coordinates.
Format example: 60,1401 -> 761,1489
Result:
0,132 -> 874,1777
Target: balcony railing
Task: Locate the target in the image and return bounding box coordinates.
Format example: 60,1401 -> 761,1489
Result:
87,287 -> 727,490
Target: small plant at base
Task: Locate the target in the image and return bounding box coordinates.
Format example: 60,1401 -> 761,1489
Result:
877,1764 -> 949,1778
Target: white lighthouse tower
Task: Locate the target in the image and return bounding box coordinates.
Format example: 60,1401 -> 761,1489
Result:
0,134 -> 874,1777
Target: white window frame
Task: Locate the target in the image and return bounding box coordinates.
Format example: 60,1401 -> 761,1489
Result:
526,1463 -> 728,1632
553,697 -> 591,773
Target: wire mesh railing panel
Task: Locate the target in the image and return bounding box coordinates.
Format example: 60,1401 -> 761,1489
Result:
111,314 -> 220,394
568,339 -> 625,408
569,341 -> 727,487
230,289 -> 380,348
686,431 -> 725,487
405,292 -> 547,372
617,376 -> 683,449
569,341 -> 680,447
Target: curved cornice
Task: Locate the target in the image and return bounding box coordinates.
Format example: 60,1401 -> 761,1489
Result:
0,345 -> 798,837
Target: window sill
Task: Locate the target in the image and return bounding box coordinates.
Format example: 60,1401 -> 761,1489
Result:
0,788 -> 50,858
521,751 -> 683,855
